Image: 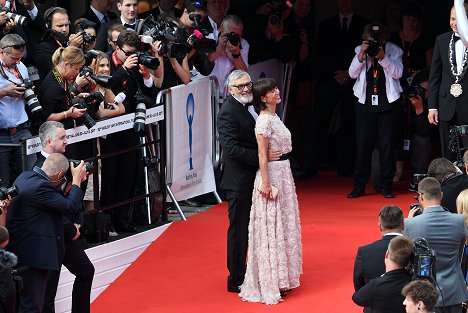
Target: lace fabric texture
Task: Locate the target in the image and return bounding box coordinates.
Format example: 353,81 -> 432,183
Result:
239,114 -> 303,305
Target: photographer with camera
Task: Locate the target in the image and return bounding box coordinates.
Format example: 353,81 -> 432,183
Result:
73,18 -> 97,53
353,236 -> 413,313
33,7 -> 85,82
347,23 -> 403,199
427,157 -> 468,214
101,29 -> 157,233
6,153 -> 87,313
0,34 -> 37,188
405,177 -> 468,313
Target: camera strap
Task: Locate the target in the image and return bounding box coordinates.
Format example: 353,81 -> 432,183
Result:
52,67 -> 72,108
371,58 -> 379,95
0,61 -> 23,82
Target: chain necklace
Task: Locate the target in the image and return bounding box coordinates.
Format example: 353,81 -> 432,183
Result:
449,33 -> 468,97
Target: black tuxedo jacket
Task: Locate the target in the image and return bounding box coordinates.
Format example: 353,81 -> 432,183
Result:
79,6 -> 118,32
317,13 -> 369,79
352,269 -> 412,313
217,96 -> 258,192
441,173 -> 468,213
353,235 -> 398,292
429,31 -> 468,122
6,170 -> 82,270
32,35 -> 61,82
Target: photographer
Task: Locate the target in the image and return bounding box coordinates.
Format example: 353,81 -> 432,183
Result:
0,34 -> 36,187
73,18 -> 97,53
101,29 -> 157,233
405,177 -> 468,312
33,7 -> 85,81
347,23 -> 403,199
403,70 -> 435,191
6,153 -> 87,313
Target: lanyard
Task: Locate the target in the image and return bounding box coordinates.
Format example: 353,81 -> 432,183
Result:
0,62 -> 23,83
371,58 -> 379,95
52,67 -> 72,108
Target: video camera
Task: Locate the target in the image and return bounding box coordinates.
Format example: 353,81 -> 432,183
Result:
72,92 -> 104,129
366,25 -> 383,58
16,78 -> 42,114
0,7 -> 27,26
75,18 -> 96,44
0,185 -> 18,201
412,238 -> 436,282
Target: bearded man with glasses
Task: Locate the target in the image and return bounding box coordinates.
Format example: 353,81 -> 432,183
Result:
217,70 -> 280,293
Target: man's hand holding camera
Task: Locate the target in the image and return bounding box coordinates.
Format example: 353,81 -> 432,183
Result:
122,53 -> 138,71
0,83 -> 25,98
68,32 -> 84,48
70,160 -> 88,186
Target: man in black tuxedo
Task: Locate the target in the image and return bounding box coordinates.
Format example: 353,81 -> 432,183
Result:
6,153 -> 87,313
353,205 -> 405,307
35,121 -> 95,313
352,236 -> 413,313
138,0 -> 183,19
95,0 -> 139,52
79,0 -> 117,32
428,4 -> 468,161
302,0 -> 368,177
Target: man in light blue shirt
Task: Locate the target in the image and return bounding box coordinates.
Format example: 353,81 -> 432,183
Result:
0,34 -> 36,187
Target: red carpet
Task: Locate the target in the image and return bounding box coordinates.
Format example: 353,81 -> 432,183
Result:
91,172 -> 415,313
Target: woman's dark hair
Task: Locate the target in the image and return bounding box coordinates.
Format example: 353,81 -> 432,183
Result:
252,78 -> 278,112
427,158 -> 457,184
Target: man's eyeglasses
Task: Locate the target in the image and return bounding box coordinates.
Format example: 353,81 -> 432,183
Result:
231,81 -> 253,91
119,47 -> 136,57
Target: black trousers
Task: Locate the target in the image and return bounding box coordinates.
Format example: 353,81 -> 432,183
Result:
224,189 -> 252,289
353,110 -> 397,192
18,268 -> 48,313
43,239 -> 95,313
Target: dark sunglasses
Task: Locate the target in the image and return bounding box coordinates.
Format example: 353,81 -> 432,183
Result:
119,47 -> 136,57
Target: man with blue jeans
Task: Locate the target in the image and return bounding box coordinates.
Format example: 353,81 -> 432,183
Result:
0,34 -> 36,187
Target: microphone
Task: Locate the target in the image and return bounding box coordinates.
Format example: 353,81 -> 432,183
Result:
106,92 -> 126,110
193,29 -> 204,39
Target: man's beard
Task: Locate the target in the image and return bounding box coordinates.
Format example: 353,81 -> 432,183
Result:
233,93 -> 253,105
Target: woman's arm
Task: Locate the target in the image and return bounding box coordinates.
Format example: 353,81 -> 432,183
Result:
169,56 -> 190,85
257,134 -> 272,198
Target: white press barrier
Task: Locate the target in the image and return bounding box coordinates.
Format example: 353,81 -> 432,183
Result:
157,77 -> 221,219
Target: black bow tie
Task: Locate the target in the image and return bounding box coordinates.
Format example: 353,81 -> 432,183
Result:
454,35 -> 461,42
124,23 -> 135,30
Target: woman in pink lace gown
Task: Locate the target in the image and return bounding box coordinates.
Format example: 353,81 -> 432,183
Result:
239,78 -> 303,304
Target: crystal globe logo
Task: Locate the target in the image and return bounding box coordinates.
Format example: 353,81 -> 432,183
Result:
186,93 -> 195,170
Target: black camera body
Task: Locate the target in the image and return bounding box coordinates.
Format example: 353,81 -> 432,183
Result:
73,92 -> 104,129
412,238 -> 435,282
76,18 -> 97,44
136,51 -> 159,70
403,84 -> 425,99
0,185 -> 18,201
366,25 -> 383,58
226,32 -> 241,46
16,78 -> 42,114
69,159 -> 94,173
80,66 -> 113,89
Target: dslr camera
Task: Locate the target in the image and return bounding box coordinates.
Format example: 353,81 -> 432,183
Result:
17,78 -> 42,114
72,92 -> 104,129
79,66 -> 113,89
75,18 -> 97,44
0,7 -> 27,26
226,32 -> 241,46
366,25 -> 383,58
69,159 -> 94,173
403,83 -> 425,99
268,0 -> 293,26
0,185 -> 18,201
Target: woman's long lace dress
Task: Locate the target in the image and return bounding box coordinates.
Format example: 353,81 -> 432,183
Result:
239,113 -> 303,305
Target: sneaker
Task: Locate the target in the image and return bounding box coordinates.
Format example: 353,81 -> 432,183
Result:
108,225 -> 118,237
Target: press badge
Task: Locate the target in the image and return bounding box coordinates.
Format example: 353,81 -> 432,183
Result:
371,95 -> 379,106
403,139 -> 410,151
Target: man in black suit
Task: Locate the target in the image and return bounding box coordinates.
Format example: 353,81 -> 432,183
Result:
353,205 -> 405,303
217,69 -> 279,292
6,153 -> 87,313
79,0 -> 117,32
35,121 -> 95,313
352,236 -> 413,313
95,0 -> 139,52
139,0 -> 183,19
302,0 -> 368,178
428,4 -> 468,161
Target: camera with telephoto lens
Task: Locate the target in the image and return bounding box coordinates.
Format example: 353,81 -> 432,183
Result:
366,25 -> 383,58
133,89 -> 152,137
79,66 -> 113,89
0,7 -> 27,26
75,18 -> 97,44
72,92 -> 104,129
412,238 -> 435,282
16,78 -> 42,114
69,159 -> 94,173
0,185 -> 18,201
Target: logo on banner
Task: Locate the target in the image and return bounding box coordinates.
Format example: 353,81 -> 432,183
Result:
186,93 -> 195,170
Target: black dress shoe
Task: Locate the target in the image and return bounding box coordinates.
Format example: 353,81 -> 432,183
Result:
227,284 -> 240,293
347,189 -> 364,198
382,189 -> 395,198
